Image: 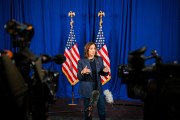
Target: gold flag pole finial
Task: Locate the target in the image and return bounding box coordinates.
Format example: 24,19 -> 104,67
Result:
98,11 -> 105,27
68,11 -> 75,28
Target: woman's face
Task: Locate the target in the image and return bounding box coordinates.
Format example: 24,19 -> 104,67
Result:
88,44 -> 96,58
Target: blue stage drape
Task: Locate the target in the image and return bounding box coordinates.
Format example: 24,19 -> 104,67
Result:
0,0 -> 180,100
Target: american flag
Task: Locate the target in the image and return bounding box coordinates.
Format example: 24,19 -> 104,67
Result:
62,28 -> 80,85
95,27 -> 111,85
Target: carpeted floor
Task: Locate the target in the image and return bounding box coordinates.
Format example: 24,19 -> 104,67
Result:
45,98 -> 144,120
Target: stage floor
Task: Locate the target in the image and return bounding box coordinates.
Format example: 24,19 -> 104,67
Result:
46,97 -> 144,120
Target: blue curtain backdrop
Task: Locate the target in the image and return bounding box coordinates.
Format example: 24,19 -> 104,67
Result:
0,0 -> 180,101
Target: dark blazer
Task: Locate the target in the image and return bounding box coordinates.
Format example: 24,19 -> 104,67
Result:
77,56 -> 108,98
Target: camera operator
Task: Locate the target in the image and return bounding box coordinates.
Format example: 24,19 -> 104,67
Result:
119,46 -> 180,120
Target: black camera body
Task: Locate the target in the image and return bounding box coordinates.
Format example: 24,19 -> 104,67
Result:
4,19 -> 34,49
118,46 -> 180,120
1,19 -> 61,120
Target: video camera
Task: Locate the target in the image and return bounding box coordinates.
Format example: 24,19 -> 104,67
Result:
118,46 -> 180,120
4,19 -> 34,48
1,19 -> 65,120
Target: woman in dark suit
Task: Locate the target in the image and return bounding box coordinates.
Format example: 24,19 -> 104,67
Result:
77,42 -> 109,120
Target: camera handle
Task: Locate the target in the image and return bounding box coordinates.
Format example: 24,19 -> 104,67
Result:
145,49 -> 162,64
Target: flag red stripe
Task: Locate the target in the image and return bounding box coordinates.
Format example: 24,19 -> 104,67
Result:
101,46 -> 108,55
62,62 -> 78,84
64,56 -> 78,80
98,50 -> 110,67
63,48 -> 79,85
72,44 -> 80,58
63,60 -> 77,79
69,52 -> 78,72
62,66 -> 74,83
70,48 -> 78,64
99,47 -> 110,67
62,44 -> 80,85
97,46 -> 111,85
70,49 -> 79,73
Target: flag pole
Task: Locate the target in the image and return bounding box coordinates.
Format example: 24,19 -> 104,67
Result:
67,11 -> 78,106
68,85 -> 78,105
96,11 -> 111,85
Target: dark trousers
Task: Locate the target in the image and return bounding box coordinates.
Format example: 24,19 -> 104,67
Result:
83,94 -> 106,120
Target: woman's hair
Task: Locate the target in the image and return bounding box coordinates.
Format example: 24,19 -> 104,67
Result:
84,42 -> 98,58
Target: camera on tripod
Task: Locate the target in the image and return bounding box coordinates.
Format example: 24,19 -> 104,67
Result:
1,19 -> 65,120
118,46 -> 180,119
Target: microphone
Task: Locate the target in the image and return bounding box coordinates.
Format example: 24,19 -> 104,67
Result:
104,89 -> 114,104
89,90 -> 100,106
53,54 -> 66,64
41,54 -> 66,65
88,90 -> 100,117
